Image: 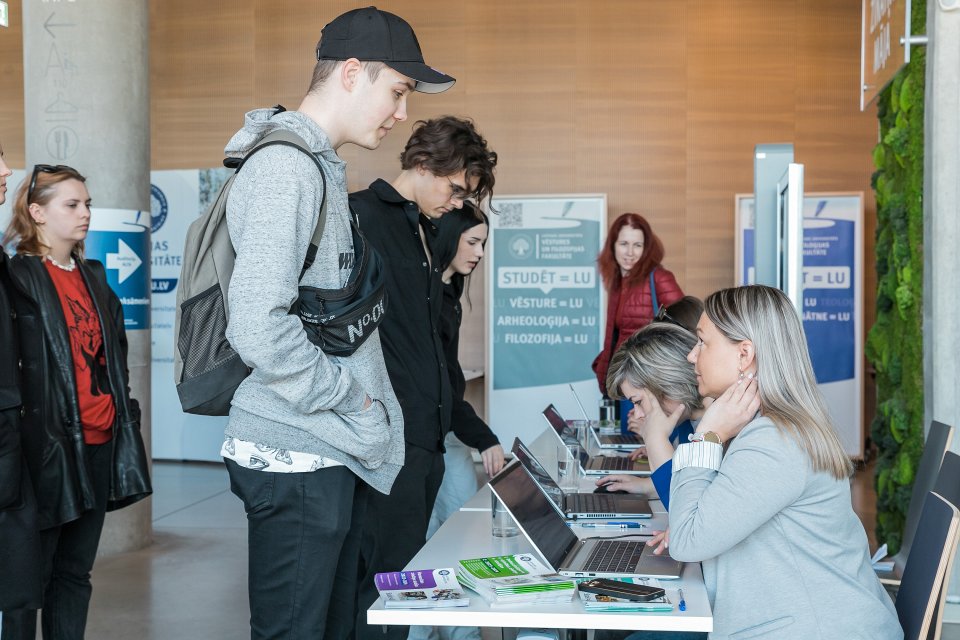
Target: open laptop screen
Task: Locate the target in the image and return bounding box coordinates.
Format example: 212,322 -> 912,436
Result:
511,438 -> 563,509
542,404 -> 567,436
541,405 -> 591,469
489,461 -> 579,570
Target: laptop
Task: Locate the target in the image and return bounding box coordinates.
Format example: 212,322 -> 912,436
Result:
489,460 -> 683,580
542,405 -> 651,476
511,438 -> 652,520
588,425 -> 643,450
567,384 -> 643,450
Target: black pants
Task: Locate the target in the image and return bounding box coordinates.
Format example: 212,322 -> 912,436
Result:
355,443 -> 445,640
225,460 -> 367,640
2,441 -> 112,640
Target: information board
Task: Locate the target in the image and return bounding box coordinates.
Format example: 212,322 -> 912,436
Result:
736,193 -> 864,457
85,208 -> 151,330
486,195 -> 606,446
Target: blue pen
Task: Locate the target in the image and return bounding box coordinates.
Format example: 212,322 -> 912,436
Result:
678,588 -> 686,611
578,522 -> 644,529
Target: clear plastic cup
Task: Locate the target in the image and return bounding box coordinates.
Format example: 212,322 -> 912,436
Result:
491,492 -> 519,537
557,444 -> 582,491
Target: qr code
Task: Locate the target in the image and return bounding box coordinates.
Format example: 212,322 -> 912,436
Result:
499,202 -> 522,228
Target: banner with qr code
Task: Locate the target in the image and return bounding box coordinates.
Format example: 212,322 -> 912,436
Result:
486,195 -> 606,445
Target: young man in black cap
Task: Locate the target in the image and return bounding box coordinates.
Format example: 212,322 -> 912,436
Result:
350,117 -> 499,639
218,8 -> 453,640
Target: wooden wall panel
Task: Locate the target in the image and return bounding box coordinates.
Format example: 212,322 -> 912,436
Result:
149,0 -> 255,169
1,0 -> 880,424
0,0 -> 24,166
684,1 -> 799,297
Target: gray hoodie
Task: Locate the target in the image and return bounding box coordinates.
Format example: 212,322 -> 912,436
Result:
222,108 -> 404,494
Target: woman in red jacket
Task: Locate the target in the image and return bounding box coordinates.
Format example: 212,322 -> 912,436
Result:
592,213 -> 683,394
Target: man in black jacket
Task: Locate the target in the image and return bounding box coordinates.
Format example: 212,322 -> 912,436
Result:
350,116 -> 498,639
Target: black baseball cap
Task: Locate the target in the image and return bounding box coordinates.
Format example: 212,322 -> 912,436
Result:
316,6 -> 455,94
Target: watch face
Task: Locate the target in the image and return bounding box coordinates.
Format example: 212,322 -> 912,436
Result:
703,432 -> 722,445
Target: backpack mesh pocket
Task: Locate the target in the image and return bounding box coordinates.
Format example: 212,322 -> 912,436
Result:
178,284 -> 237,380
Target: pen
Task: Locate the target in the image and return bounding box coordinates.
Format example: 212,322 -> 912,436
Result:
577,522 -> 645,529
678,588 -> 686,611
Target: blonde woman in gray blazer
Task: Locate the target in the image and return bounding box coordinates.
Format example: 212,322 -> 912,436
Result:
666,285 -> 901,640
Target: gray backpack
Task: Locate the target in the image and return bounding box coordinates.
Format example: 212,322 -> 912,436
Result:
174,129 -> 326,416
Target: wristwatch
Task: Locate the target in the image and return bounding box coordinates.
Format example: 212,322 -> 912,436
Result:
689,431 -> 722,445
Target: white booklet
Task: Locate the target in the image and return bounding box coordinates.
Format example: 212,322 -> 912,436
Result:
375,568 -> 470,609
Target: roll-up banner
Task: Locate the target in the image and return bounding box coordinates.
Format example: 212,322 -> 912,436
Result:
735,192 -> 864,458
145,169 -> 231,461
486,195 -> 607,446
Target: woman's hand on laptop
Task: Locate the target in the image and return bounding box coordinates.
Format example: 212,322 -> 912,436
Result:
647,528 -> 670,556
595,474 -> 645,494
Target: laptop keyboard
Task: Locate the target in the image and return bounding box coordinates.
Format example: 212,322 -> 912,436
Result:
583,540 -> 645,573
604,434 -> 640,445
602,457 -> 635,471
570,493 -> 613,513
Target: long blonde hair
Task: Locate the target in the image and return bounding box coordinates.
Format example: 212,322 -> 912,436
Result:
2,165 -> 87,260
704,285 -> 853,479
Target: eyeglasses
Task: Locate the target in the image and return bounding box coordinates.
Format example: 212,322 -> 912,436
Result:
28,164 -> 72,203
654,304 -> 685,330
446,176 -> 471,201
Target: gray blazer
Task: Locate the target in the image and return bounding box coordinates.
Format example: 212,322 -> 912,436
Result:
669,417 -> 902,640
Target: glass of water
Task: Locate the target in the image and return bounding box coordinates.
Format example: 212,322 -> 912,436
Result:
557,444 -> 582,491
491,492 -> 519,537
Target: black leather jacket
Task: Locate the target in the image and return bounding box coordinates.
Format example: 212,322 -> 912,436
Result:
7,254 -> 151,530
0,252 -> 42,610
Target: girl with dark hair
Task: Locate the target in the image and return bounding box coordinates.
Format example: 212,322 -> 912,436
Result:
431,203 -> 503,500
592,212 -> 684,394
1,164 -> 151,640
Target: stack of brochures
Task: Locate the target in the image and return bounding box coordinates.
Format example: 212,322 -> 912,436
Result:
456,554 -> 576,605
375,569 -> 470,609
577,578 -> 673,612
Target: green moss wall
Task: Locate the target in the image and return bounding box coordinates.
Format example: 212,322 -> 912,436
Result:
864,1 -> 926,554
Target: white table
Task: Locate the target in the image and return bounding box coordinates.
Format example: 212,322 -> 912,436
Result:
366,510 -> 712,632
367,429 -> 712,633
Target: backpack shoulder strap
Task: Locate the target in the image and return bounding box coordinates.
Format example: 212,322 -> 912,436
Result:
649,268 -> 659,313
232,129 -> 328,281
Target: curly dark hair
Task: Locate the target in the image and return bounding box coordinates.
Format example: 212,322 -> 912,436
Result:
400,116 -> 497,204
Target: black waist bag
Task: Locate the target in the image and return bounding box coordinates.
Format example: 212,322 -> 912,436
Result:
294,219 -> 388,356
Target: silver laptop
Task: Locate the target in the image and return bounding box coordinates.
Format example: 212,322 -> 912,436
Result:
511,438 -> 651,520
542,405 -> 651,476
567,384 -> 643,450
588,424 -> 644,450
489,460 -> 682,580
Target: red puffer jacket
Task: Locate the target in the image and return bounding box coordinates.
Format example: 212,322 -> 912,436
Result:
592,266 -> 684,394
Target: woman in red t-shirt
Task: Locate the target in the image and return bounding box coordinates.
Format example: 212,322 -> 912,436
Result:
592,213 -> 685,395
2,165 -> 150,639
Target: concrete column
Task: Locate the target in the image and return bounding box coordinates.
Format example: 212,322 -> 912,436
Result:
923,0 -> 960,600
22,0 -> 152,553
